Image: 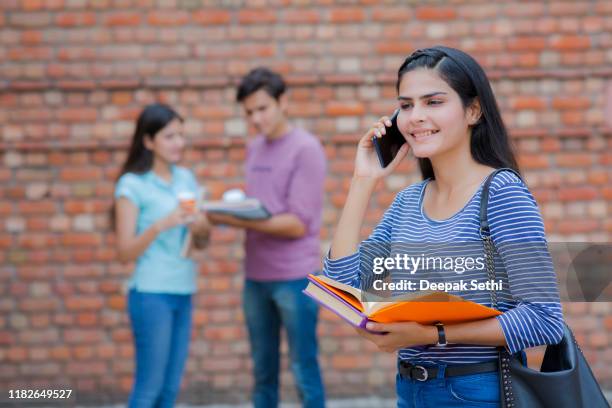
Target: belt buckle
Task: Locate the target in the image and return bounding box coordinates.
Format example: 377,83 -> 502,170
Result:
414,365 -> 428,381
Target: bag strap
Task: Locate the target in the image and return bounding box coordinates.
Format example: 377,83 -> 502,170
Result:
478,168 -> 522,408
478,168 -> 522,310
479,168 -> 523,240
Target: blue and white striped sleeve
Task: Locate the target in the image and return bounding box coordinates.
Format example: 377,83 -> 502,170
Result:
489,174 -> 564,355
322,191 -> 401,289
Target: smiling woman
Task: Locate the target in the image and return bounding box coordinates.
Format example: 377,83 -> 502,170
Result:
111,103 -> 211,407
323,46 -> 565,408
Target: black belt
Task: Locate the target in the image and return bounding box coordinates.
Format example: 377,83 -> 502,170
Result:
399,360 -> 498,381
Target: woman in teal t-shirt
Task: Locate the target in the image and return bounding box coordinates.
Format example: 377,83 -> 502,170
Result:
113,104 -> 210,407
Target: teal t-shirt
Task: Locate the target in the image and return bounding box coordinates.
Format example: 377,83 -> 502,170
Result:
114,165 -> 199,294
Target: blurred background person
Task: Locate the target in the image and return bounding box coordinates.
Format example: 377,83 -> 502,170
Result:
113,103 -> 210,408
207,68 -> 327,408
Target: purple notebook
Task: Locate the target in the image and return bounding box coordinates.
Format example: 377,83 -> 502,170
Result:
302,275 -> 386,333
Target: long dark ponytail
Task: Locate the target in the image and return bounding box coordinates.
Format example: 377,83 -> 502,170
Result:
396,46 -> 519,180
110,103 -> 183,228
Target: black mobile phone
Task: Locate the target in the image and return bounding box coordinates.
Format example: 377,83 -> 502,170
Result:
371,109 -> 406,168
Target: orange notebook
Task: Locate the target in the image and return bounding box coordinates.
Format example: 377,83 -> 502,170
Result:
303,274 -> 501,330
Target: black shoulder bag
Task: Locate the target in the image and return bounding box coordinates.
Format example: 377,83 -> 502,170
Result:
479,168 -> 609,408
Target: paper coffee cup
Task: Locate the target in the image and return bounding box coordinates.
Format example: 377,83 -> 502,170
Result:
178,191 -> 197,215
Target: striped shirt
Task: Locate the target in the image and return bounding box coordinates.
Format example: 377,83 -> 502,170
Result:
323,170 -> 564,364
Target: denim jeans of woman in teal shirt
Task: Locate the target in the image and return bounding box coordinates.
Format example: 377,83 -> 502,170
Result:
115,165 -> 200,407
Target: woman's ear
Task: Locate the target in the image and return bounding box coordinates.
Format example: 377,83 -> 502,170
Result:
467,98 -> 482,126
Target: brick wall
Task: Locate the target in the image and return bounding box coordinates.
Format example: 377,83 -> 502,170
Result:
1,0 -> 610,404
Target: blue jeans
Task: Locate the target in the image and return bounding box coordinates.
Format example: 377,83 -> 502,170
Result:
396,363 -> 500,408
243,278 -> 325,408
127,289 -> 192,408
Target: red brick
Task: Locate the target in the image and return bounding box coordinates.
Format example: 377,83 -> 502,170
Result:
329,8 -> 365,23
30,315 -> 50,328
587,170 -> 608,185
66,361 -> 106,374
59,167 -> 102,181
19,298 -> 60,314
415,6 -> 457,21
6,347 -> 28,362
555,153 -> 594,167
57,107 -> 97,122
237,10 -> 276,24
204,326 -> 243,341
326,102 -> 366,116
557,220 -> 599,234
540,138 -> 561,152
504,3 -> 546,17
64,329 -> 104,344
73,345 -> 95,359
17,233 -> 57,249
375,42 -> 414,55
146,10 -> 189,26
588,332 -> 608,348
510,97 -> 547,110
550,1 -> 591,16
17,201 -> 56,214
103,12 -> 141,26
372,8 -> 413,22
63,199 -> 109,214
333,354 -> 373,369
77,313 -> 98,326
8,47 -> 52,61
61,233 -> 102,247
192,10 -> 231,25
22,0 -> 44,10
552,97 -> 591,109
517,154 -> 550,169
21,30 -> 43,44
56,12 -> 96,27
107,295 -> 126,310
551,35 -> 591,50
112,328 -> 132,342
561,111 -> 584,126
507,37 -> 547,51
0,331 -> 15,345
558,187 -> 598,201
284,10 -> 320,24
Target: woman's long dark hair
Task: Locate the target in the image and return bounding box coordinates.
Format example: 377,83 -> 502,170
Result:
110,103 -> 183,228
396,46 -> 519,180
118,103 -> 183,177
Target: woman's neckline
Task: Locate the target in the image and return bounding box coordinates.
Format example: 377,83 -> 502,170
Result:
418,174 -> 491,223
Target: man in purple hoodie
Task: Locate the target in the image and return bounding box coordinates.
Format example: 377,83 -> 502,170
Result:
207,67 -> 326,408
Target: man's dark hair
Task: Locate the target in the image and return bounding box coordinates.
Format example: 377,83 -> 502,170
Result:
236,67 -> 286,102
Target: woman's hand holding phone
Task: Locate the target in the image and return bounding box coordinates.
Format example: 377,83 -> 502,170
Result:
354,115 -> 410,180
330,113 -> 411,260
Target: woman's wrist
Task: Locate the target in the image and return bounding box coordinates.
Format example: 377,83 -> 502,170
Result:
351,174 -> 379,190
152,220 -> 164,235
410,324 -> 438,346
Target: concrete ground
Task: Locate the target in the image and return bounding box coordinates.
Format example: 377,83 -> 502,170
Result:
24,391 -> 612,407
79,391 -> 612,407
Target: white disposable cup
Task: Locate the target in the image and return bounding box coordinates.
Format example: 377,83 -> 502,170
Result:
178,191 -> 197,222
222,188 -> 246,203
